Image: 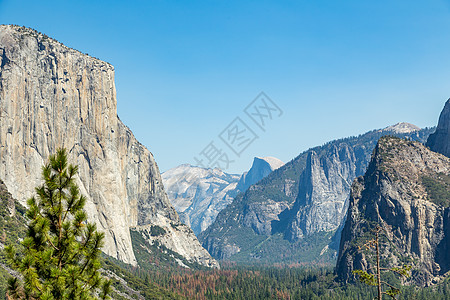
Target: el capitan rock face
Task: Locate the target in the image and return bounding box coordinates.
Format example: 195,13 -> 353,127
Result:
336,136 -> 450,286
0,25 -> 217,268
427,99 -> 450,158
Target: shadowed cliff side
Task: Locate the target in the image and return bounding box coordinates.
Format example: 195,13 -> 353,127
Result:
427,99 -> 450,158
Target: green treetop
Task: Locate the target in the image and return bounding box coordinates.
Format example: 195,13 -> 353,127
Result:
5,149 -> 111,299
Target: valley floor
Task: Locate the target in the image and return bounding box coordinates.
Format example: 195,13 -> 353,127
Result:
112,261 -> 450,300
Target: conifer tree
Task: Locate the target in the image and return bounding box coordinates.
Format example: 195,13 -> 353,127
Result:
5,149 -> 111,299
352,225 -> 411,300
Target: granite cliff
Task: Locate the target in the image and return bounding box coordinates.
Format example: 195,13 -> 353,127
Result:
336,136 -> 450,286
427,99 -> 450,158
0,25 -> 217,268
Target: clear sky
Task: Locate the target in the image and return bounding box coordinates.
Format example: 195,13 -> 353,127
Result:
1,0 -> 450,174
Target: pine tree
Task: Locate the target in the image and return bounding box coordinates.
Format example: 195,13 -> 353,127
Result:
352,225 -> 411,300
5,149 -> 111,299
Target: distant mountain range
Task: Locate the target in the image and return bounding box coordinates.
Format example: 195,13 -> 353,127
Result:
198,123 -> 434,264
162,157 -> 284,235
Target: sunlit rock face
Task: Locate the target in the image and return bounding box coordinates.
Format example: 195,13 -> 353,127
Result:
200,125 -> 433,263
0,25 -> 217,268
236,157 -> 284,192
162,157 -> 284,235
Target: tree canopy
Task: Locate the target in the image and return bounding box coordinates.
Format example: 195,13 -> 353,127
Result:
5,148 -> 111,299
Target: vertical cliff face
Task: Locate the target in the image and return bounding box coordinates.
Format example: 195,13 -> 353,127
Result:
427,99 -> 450,158
336,137 -> 450,286
286,144 -> 358,240
162,157 -> 283,236
0,25 -> 217,268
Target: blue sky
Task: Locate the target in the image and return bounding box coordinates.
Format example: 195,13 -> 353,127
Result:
1,0 -> 450,173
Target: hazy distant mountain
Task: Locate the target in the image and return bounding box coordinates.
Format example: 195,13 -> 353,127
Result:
162,165 -> 240,235
199,124 -> 434,264
163,157 -> 284,235
380,122 -> 421,134
236,157 -> 284,192
337,100 -> 450,287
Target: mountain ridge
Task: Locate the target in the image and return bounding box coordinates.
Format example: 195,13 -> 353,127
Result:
199,124 -> 434,263
162,156 -> 284,235
236,156 -> 284,192
337,99 -> 450,287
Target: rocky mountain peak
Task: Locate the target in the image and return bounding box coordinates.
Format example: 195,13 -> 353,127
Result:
381,122 -> 421,134
426,99 -> 450,157
236,156 -> 284,192
199,126 -> 433,263
257,156 -> 285,170
162,156 -> 283,235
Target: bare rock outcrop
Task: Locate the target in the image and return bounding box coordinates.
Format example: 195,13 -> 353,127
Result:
0,25 -> 217,268
286,144 -> 356,240
336,136 -> 450,286
427,99 -> 450,158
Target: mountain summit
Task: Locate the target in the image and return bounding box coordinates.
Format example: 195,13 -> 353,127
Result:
236,157 -> 284,192
162,165 -> 239,235
337,99 -> 450,286
199,125 -> 433,263
337,136 -> 450,286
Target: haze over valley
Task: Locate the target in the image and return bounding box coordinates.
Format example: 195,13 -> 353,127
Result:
1,1 -> 450,299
